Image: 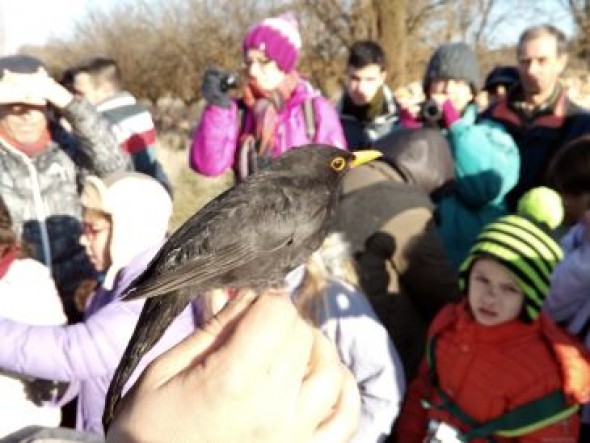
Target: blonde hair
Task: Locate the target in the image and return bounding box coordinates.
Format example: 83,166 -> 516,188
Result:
293,233 -> 359,327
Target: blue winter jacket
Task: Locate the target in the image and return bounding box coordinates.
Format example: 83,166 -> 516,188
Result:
437,104 -> 520,268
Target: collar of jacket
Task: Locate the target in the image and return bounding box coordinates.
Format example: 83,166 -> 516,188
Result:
337,85 -> 399,124
491,83 -> 568,129
431,300 -> 540,345
96,91 -> 137,113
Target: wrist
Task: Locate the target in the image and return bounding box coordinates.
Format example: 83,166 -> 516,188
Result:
48,88 -> 75,109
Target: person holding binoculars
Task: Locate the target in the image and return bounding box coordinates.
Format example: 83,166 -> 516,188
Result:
189,12 -> 346,181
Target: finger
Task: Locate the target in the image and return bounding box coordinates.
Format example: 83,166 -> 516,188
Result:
214,292 -> 302,370
261,308 -> 314,401
309,366 -> 361,443
297,330 -> 344,427
141,290 -> 258,383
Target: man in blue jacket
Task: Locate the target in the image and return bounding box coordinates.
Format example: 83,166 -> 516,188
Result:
484,24 -> 590,209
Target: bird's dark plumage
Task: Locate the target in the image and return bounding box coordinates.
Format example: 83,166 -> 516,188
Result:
102,145 -> 378,430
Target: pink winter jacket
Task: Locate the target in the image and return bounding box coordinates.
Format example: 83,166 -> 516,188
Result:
189,79 -> 347,177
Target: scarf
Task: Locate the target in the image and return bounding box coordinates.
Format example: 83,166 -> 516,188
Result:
0,127 -> 50,157
241,71 -> 300,157
341,86 -> 386,123
509,82 -> 564,122
0,244 -> 18,279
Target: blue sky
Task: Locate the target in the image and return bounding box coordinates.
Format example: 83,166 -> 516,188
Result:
0,0 -> 578,54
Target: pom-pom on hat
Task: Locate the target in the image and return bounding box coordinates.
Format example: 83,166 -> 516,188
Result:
242,12 -> 302,73
517,186 -> 564,230
459,214 -> 563,321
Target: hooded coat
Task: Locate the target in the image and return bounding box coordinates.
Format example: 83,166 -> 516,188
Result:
396,300 -> 590,443
0,258 -> 66,436
0,99 -> 129,320
331,128 -> 460,380
545,222 -> 590,425
436,104 -> 520,268
289,234 -> 406,443
0,173 -> 196,436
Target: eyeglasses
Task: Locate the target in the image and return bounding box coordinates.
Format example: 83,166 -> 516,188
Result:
0,103 -> 47,115
81,222 -> 110,238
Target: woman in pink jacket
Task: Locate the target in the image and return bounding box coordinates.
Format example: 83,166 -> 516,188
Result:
189,12 -> 346,179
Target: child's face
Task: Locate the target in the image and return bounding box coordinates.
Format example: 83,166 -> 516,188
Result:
468,258 -> 525,326
428,78 -> 473,113
243,49 -> 286,92
560,192 -> 590,225
79,209 -> 112,272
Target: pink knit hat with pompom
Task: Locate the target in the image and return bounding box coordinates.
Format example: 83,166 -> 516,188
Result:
242,12 -> 302,73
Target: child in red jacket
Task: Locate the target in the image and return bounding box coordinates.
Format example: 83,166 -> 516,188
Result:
395,214 -> 590,443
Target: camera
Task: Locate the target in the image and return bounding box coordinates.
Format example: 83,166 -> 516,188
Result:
425,420 -> 462,443
419,99 -> 443,125
220,73 -> 238,92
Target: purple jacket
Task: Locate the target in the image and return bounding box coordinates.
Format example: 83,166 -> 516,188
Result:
0,246 -> 197,436
190,79 -> 347,176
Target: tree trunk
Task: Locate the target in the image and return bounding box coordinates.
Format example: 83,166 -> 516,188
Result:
373,0 -> 407,88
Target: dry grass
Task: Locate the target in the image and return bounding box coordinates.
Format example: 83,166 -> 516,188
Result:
157,139 -> 234,232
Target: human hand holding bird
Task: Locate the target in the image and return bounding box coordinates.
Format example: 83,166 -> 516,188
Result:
102,144 -> 381,430
106,290 -> 361,443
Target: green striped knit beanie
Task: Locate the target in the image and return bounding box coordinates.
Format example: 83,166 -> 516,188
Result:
459,215 -> 563,321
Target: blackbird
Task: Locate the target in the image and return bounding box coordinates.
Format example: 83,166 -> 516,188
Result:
102,144 -> 381,429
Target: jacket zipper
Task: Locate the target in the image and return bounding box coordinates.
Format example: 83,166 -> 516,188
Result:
2,142 -> 52,271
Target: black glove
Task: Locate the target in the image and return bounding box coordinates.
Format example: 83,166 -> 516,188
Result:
24,378 -> 69,406
201,67 -> 234,109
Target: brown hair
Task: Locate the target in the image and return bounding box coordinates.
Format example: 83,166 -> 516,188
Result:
546,135 -> 590,195
0,196 -> 30,257
517,25 -> 568,57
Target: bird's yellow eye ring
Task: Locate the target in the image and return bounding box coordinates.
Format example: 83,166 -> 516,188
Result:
331,157 -> 346,171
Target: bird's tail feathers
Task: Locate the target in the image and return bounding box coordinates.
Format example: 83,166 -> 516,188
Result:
102,293 -> 190,431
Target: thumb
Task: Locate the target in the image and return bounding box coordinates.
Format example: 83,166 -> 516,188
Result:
309,367 -> 361,443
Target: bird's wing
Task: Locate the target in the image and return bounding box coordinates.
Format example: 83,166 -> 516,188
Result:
124,182 -> 301,300
124,232 -> 291,299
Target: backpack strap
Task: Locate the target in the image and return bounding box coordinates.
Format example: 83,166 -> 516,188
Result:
465,391 -> 578,440
424,337 -> 579,442
302,98 -> 317,141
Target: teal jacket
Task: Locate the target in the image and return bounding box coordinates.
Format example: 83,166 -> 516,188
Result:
437,104 -> 520,268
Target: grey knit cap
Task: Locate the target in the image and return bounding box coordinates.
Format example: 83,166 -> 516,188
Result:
423,42 -> 480,93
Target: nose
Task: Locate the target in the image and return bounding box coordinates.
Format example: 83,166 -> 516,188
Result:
483,285 -> 499,300
525,60 -> 540,76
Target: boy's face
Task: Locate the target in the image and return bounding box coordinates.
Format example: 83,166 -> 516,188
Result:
468,258 -> 524,326
73,72 -> 105,105
79,209 -> 112,272
560,192 -> 590,225
345,64 -> 386,106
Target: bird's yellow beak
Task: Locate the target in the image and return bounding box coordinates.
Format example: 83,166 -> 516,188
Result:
350,150 -> 382,168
